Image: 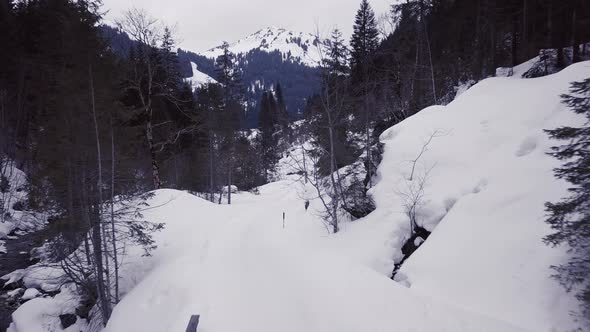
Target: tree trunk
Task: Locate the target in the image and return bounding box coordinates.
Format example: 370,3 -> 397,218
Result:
522,0 -> 527,57
209,131 -> 214,202
146,117 -> 161,189
302,146 -> 308,184
365,94 -> 371,188
227,163 -> 232,205
110,117 -> 119,303
89,63 -> 111,322
421,9 -> 436,103
511,13 -> 519,68
557,46 -> 564,69
572,7 -> 580,63
328,125 -> 339,233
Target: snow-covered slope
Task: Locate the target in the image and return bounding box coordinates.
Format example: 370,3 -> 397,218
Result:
201,27 -> 321,67
184,61 -> 217,90
380,61 -> 590,331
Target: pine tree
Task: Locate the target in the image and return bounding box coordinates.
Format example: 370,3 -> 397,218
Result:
215,41 -> 241,101
350,0 -> 379,188
350,0 -> 379,80
258,91 -> 279,179
327,28 -> 349,76
544,78 -> 590,323
275,82 -> 289,129
160,26 -> 181,91
214,42 -> 242,203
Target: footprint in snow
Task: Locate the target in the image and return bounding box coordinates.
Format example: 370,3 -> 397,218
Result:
515,136 -> 537,157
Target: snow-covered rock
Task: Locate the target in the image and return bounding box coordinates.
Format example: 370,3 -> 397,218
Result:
6,288 -> 23,299
7,284 -> 87,332
0,159 -> 48,239
21,288 -> 40,301
221,185 -> 239,194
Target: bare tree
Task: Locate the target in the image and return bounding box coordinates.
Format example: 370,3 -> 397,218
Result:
287,144 -> 338,233
118,8 -> 200,190
117,8 -> 163,189
397,130 -> 443,233
311,27 -> 350,232
89,63 -> 111,322
397,166 -> 432,234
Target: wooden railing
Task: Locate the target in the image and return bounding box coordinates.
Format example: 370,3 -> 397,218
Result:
185,315 -> 200,332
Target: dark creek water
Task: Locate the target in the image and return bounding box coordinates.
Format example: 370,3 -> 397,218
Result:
0,227 -> 50,331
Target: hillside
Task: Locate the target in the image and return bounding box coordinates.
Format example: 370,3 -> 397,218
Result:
201,27 -> 321,67
8,60 -> 589,331
178,27 -> 322,127
2,1 -> 589,331
101,25 -> 321,127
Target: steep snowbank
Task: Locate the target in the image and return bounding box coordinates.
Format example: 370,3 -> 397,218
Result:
377,61 -> 590,330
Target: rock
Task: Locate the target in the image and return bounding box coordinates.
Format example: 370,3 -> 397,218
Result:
413,236 -> 425,247
221,185 -> 238,194
21,288 -> 40,300
5,288 -> 23,298
59,314 -> 77,329
2,278 -> 25,291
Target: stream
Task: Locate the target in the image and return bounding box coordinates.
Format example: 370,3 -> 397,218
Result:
0,227 -> 52,331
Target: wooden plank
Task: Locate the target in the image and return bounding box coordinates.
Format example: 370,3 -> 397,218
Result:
185,314 -> 200,332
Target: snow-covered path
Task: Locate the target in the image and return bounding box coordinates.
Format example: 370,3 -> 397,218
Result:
105,186 -> 524,332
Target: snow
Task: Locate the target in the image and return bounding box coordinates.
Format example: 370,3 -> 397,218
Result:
184,61 -> 217,90
9,60 -> 590,332
7,284 -> 87,332
385,61 -> 590,331
221,185 -> 238,193
2,269 -> 26,286
0,240 -> 6,253
106,61 -> 588,332
0,159 -> 48,240
201,27 -> 321,67
6,288 -> 23,298
3,264 -> 66,293
104,189 -> 523,332
21,288 -> 40,301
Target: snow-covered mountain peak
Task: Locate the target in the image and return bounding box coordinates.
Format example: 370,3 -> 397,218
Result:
201,26 -> 322,67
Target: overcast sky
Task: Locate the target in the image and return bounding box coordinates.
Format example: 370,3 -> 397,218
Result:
101,0 -> 393,53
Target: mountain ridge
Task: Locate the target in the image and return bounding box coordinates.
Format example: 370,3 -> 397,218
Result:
201,26 -> 322,67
